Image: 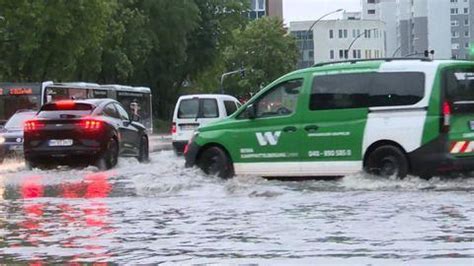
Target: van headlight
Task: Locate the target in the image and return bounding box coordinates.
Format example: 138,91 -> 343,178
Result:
0,136 -> 5,144
188,131 -> 199,144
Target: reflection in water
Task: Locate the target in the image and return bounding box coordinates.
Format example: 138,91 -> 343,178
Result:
1,172 -> 114,263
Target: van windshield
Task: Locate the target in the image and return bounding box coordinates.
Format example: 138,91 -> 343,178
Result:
178,98 -> 218,119
445,69 -> 474,102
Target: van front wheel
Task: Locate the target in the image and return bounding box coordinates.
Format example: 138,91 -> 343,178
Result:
198,146 -> 233,179
365,145 -> 409,178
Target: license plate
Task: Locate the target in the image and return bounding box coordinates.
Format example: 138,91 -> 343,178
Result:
48,139 -> 73,147
180,125 -> 198,131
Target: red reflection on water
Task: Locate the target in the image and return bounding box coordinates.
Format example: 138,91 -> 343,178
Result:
14,171 -> 114,262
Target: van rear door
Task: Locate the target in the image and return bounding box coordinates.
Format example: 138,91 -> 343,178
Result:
444,68 -> 474,156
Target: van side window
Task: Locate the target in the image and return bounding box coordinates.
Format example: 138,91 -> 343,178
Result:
224,100 -> 238,116
310,72 -> 424,110
255,79 -> 303,118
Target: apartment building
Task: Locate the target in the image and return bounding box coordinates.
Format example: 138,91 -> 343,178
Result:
361,0 -> 452,59
249,0 -> 283,20
290,19 -> 385,68
450,0 -> 474,59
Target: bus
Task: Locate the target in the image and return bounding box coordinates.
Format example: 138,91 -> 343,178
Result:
0,82 -> 153,132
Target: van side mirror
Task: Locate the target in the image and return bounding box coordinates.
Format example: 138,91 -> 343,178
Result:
246,104 -> 256,119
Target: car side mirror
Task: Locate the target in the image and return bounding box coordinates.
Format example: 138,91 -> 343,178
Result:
246,104 -> 256,119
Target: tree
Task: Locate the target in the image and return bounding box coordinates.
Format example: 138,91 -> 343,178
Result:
223,17 -> 299,97
0,0 -> 113,81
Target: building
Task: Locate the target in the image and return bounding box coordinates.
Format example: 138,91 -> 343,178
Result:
361,0 -> 452,59
249,0 -> 283,20
290,19 -> 385,68
450,0 -> 474,59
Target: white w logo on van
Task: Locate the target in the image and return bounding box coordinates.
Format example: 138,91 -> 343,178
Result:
256,131 -> 282,146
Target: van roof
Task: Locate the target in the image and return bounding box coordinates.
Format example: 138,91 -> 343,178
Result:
178,94 -> 238,100
288,58 -> 474,77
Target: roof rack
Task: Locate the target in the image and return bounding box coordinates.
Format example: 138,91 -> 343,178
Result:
312,57 -> 432,68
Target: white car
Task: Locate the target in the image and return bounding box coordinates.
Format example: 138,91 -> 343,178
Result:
171,94 -> 241,153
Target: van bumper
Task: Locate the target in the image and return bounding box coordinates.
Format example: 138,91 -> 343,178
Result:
409,135 -> 474,176
184,142 -> 201,168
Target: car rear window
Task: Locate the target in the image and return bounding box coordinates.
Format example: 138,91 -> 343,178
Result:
41,102 -> 94,111
37,103 -> 94,118
177,98 -> 219,119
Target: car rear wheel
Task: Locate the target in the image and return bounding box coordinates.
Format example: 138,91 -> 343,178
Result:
137,136 -> 149,163
197,146 -> 233,179
96,138 -> 118,170
365,145 -> 409,178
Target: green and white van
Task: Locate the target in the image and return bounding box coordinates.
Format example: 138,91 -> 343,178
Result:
185,59 -> 474,179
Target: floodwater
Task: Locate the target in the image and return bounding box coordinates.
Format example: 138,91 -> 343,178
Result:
0,152 -> 472,264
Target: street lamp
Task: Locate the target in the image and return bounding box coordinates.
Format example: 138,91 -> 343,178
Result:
303,8 -> 344,67
346,28 -> 377,59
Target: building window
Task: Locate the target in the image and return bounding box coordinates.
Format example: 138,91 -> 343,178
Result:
464,8 -> 469,14
465,42 -> 470,48
344,29 -> 348,38
452,43 -> 460,49
368,0 -> 376,3
451,20 -> 459,26
452,31 -> 459,38
339,29 -> 343,38
465,19 -> 469,26
465,30 -> 470,37
339,50 -> 344,59
258,0 -> 265,10
368,9 -> 376,15
352,29 -> 356,38
451,8 -> 459,14
330,50 -> 335,59
450,0 -> 458,2
357,50 -> 362,59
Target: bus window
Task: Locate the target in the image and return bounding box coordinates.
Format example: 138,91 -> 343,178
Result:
116,91 -> 152,130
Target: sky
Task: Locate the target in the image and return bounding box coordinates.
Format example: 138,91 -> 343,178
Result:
283,0 -> 361,23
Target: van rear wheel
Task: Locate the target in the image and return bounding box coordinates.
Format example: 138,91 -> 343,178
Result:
365,145 -> 409,178
198,146 -> 233,179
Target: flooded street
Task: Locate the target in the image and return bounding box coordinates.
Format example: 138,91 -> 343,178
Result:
0,151 -> 472,264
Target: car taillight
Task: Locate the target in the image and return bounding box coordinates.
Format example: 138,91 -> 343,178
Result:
24,120 -> 45,132
441,101 -> 451,133
80,119 -> 102,131
171,122 -> 177,134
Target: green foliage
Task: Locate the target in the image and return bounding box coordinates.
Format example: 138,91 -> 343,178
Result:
222,17 -> 299,97
0,0 -> 294,120
0,0 -> 113,81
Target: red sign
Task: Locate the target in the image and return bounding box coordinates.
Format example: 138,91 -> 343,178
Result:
9,88 -> 33,95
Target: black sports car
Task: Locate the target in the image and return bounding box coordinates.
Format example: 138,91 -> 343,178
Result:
24,99 -> 149,169
0,110 -> 37,162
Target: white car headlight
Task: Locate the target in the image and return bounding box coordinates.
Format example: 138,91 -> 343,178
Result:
0,136 -> 5,144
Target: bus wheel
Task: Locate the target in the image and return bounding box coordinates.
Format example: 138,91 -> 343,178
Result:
365,145 -> 408,178
198,146 -> 233,179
